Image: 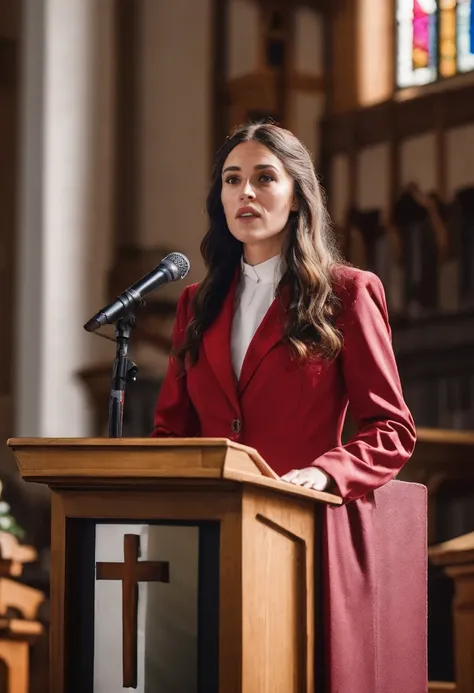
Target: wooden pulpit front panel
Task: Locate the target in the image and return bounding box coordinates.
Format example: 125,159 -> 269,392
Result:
51,489 -> 238,693
50,483 -> 318,693
241,489 -> 316,693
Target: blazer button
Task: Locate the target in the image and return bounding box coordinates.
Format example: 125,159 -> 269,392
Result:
231,418 -> 242,434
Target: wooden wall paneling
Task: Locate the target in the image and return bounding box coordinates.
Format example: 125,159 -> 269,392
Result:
282,6 -> 294,128
327,0 -> 358,115
348,141 -> 358,210
113,0 -> 141,252
0,0 -> 21,441
0,38 -> 18,400
259,1 -> 292,127
344,129 -> 359,261
109,0 -> 142,299
388,106 -> 400,214
322,0 -> 333,118
317,0 -> 335,193
435,95 -> 447,202
396,95 -> 439,140
0,2 -> 21,41
110,0 -> 229,297
387,101 -> 402,266
211,0 -> 229,157
323,82 -> 474,158
228,73 -> 280,129
444,84 -> 474,130
226,2 -> 291,129
49,493 -> 67,693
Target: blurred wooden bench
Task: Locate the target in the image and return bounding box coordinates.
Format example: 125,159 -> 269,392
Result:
399,427 -> 474,544
430,532 -> 474,693
0,531 -> 44,693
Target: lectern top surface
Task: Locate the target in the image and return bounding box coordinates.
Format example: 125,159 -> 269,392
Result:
7,436 -> 342,506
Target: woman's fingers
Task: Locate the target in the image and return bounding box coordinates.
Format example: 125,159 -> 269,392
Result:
281,467 -> 330,491
280,469 -> 300,483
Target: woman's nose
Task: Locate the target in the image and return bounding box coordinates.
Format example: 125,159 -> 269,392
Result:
240,180 -> 256,200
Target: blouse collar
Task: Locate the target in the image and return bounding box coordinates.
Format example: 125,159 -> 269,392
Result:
240,254 -> 284,286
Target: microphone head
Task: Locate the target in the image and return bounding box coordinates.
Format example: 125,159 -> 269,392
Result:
163,252 -> 190,280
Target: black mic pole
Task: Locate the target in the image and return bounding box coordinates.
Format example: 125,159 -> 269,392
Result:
108,314 -> 139,438
83,252 -> 191,437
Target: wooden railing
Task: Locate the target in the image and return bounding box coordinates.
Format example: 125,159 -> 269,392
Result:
400,427 -> 474,691
398,427 -> 474,543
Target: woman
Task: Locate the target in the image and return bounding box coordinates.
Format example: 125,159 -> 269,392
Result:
152,122 -> 417,690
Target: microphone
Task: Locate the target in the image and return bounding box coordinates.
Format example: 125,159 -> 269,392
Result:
84,252 -> 190,332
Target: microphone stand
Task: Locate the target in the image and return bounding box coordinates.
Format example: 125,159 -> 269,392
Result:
108,314 -> 139,438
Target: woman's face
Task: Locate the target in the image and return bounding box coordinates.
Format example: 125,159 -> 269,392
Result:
220,140 -> 297,264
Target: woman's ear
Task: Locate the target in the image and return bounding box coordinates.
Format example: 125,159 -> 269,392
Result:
291,196 -> 299,213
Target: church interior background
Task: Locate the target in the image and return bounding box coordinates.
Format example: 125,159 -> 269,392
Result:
1,0 -> 474,690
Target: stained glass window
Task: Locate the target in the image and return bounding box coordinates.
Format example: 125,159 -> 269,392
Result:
457,0 -> 474,72
396,0 -> 474,87
440,0 -> 457,77
397,0 -> 438,87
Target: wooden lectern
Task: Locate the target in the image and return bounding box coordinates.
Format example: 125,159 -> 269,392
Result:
8,438 -> 342,693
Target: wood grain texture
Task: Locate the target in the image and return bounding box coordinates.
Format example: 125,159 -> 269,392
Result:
430,533 -> 474,693
399,428 -> 474,542
219,503 -> 244,693
50,492 -> 66,693
241,488 -> 315,693
56,488 -> 320,693
321,83 -> 474,156
0,640 -> 29,693
112,0 -> 140,251
430,532 -> 474,566
0,578 -> 43,620
55,486 -> 244,693
0,618 -> 42,639
444,563 -> 474,693
14,439 -> 331,693
8,437 -> 341,505
210,0 -> 228,159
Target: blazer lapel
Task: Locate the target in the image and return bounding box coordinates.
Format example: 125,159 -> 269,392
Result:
202,271 -> 240,414
238,284 -> 290,395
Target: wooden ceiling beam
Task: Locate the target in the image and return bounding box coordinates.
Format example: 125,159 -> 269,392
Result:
257,0 -> 326,11
321,82 -> 474,156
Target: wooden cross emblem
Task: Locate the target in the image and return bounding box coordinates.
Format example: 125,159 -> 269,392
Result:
96,533 -> 170,688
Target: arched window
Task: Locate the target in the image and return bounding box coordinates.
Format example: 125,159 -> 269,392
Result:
396,0 -> 474,87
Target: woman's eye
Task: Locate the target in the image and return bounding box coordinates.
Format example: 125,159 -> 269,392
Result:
224,174 -> 274,185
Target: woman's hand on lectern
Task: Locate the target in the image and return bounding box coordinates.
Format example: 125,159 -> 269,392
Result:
281,466 -> 332,491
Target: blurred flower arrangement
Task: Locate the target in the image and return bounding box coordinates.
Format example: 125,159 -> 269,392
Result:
0,481 -> 24,540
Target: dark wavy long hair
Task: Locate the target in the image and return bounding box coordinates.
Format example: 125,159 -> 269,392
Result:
176,121 -> 344,368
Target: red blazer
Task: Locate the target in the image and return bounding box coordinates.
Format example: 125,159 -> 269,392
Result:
152,264 -> 416,502
152,264 -> 421,692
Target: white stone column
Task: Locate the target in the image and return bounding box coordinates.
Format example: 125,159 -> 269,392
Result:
15,0 -> 115,437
